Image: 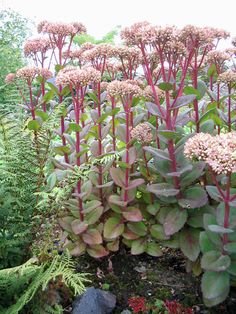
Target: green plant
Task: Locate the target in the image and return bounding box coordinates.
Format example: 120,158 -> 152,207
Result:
0,252 -> 89,313
4,18 -> 236,309
0,9 -> 31,106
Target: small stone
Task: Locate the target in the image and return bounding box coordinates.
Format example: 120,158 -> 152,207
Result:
72,287 -> 116,314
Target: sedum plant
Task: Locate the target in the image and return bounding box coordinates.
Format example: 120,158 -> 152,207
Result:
185,132 -> 236,306
4,18 -> 236,308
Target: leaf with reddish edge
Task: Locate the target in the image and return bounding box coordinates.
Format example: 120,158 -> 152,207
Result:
201,251 -> 231,271
206,186 -> 224,202
179,228 -> 200,262
145,102 -> 165,118
107,238 -> 120,252
164,208 -> 187,236
82,229 -> 103,245
69,241 -> 86,256
108,195 -> 127,207
147,183 -> 179,197
84,206 -> 103,225
121,188 -> 137,203
122,207 -> 143,222
145,242 -> 163,257
83,200 -> 102,213
122,146 -> 137,165
59,216 -> 74,233
127,221 -> 147,236
110,167 -> 126,188
126,178 -> 145,190
71,220 -> 88,235
116,124 -> 126,142
131,238 -> 146,255
180,161 -> 206,187
87,244 -> 109,258
178,186 -> 208,209
150,224 -> 169,240
143,146 -> 171,161
122,228 -> 140,240
170,94 -> 196,110
104,217 -> 124,240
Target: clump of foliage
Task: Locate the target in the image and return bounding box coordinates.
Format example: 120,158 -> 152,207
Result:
0,9 -> 31,106
0,252 -> 89,313
3,18 -> 236,309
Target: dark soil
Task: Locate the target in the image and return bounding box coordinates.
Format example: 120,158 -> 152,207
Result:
70,247 -> 236,314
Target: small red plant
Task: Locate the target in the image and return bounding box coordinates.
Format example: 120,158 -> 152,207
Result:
128,296 -> 147,313
164,300 -> 193,314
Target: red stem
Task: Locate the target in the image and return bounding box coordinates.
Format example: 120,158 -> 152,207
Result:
228,86 -> 232,132
124,106 -> 130,203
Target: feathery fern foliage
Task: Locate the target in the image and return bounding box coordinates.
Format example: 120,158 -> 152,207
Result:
0,252 -> 90,313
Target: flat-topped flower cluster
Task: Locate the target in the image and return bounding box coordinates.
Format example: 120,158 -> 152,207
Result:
184,132 -> 236,174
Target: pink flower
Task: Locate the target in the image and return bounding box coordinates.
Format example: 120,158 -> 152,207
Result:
5,73 -> 16,84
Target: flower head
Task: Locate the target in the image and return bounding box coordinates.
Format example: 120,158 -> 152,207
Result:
217,70 -> 236,87
56,66 -> 101,87
184,133 -> 215,161
130,123 -> 153,143
121,21 -> 153,45
143,85 -> 165,101
5,73 -> 16,84
107,80 -> 143,98
38,21 -> 86,36
16,66 -> 39,82
206,50 -> 230,65
24,38 -> 52,57
184,132 -> 236,175
39,68 -> 53,80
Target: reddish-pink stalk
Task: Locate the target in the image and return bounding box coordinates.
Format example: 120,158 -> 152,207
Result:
217,84 -> 221,134
71,85 -> 84,221
227,86 -> 232,131
97,82 -> 104,203
140,44 -> 163,148
192,54 -> 200,132
124,104 -> 130,203
111,97 -> 116,152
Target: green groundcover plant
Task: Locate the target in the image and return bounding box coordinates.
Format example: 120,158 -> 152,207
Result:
3,19 -> 236,308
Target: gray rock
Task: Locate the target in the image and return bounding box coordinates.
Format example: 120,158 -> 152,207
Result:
120,310 -> 132,314
72,287 -> 116,314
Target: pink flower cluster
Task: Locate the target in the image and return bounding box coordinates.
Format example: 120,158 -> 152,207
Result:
38,20 -> 86,36
56,67 -> 101,87
5,73 -> 16,84
217,70 -> 236,87
15,66 -> 52,82
16,66 -> 40,81
143,85 -> 165,101
184,132 -> 236,174
130,122 -> 153,143
23,37 -> 52,56
107,80 -> 143,98
82,44 -> 116,61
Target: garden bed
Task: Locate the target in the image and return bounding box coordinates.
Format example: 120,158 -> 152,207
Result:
72,248 -> 236,313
